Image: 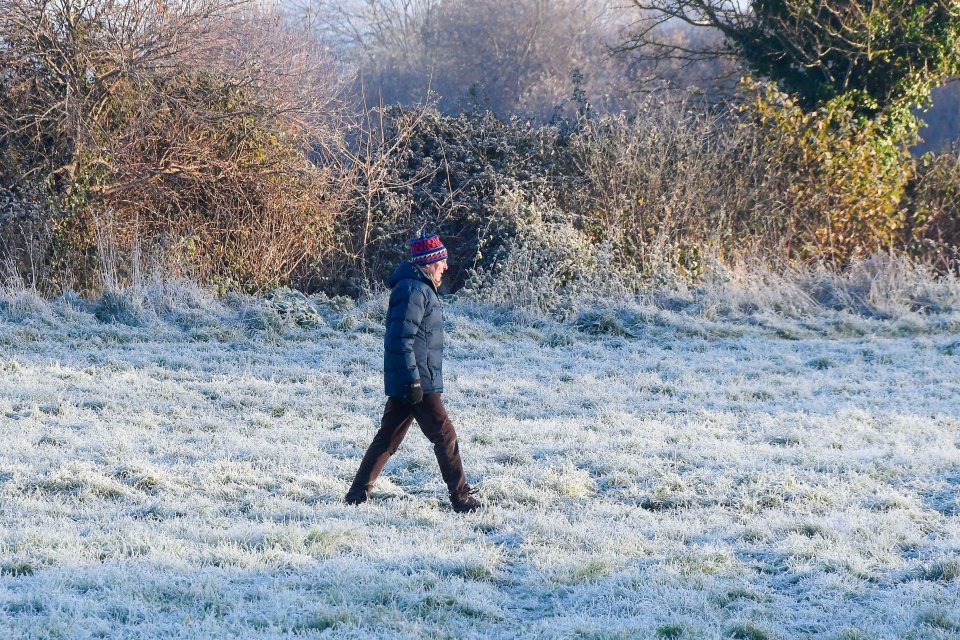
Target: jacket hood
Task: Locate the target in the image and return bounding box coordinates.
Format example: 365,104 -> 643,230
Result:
388,260 -> 436,290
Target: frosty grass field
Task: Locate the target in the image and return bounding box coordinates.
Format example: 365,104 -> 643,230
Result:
1,277 -> 959,639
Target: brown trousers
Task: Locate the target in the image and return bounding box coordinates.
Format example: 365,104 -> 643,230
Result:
346,394 -> 468,499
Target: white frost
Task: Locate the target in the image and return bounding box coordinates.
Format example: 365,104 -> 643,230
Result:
1,286 -> 958,639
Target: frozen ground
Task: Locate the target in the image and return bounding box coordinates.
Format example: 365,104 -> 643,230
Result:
0,283 -> 959,639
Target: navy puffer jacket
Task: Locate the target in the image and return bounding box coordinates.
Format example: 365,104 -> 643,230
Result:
383,261 -> 444,396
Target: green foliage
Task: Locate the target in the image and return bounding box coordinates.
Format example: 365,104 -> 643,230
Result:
735,1 -> 960,121
742,78 -> 915,263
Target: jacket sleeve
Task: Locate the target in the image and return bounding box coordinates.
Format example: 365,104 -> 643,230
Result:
387,283 -> 427,384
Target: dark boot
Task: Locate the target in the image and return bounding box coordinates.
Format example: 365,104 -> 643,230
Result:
344,489 -> 368,505
450,485 -> 482,513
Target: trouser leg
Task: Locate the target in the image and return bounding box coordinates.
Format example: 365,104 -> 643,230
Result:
346,397 -> 414,499
412,393 -> 468,497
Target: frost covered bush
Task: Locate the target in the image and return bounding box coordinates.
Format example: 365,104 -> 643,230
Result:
334,100 -> 762,297
696,259 -> 822,318
0,286 -> 53,324
341,96 -> 917,309
819,253 -> 960,317
265,288 -> 325,328
655,252 -> 960,325
699,253 -> 960,320
232,287 -> 380,334
342,94 -> 960,305
573,309 -> 634,337
50,289 -> 94,322
462,191 -> 609,315
334,291 -> 389,333
137,278 -> 231,330
323,106 -> 574,294
93,290 -> 149,326
236,298 -> 288,334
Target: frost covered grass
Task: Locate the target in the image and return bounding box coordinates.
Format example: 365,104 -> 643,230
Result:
1,275 -> 959,639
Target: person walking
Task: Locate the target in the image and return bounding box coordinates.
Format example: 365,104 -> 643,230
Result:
345,231 -> 481,513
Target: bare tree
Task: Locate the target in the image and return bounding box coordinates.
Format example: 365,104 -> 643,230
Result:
296,0 -> 444,55
294,0 -> 634,116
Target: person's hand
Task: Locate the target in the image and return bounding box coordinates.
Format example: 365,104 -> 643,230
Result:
404,380 -> 423,405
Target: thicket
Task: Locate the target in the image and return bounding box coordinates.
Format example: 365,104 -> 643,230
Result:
1,0 -> 959,306
0,0 -> 348,293
243,88 -> 960,300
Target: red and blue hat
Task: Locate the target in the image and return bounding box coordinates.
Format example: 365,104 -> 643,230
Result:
409,230 -> 448,266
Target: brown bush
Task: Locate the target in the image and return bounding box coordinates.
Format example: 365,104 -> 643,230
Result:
905,151 -> 960,271
564,92 -> 807,279
322,97 -> 960,301
3,0 -> 958,298
0,0 -> 350,292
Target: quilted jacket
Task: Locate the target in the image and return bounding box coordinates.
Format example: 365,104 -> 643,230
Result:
383,261 -> 444,396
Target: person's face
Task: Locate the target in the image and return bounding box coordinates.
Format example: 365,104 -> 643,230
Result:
422,259 -> 448,285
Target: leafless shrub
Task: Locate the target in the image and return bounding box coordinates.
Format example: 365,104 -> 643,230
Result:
313,104 -> 574,294
0,0 -> 351,292
329,97 -> 960,306
0,183 -> 54,292
317,103 -> 442,293
906,150 -> 960,272
566,93 -> 795,276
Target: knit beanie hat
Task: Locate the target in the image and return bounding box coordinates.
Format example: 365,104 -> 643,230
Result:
409,230 -> 448,266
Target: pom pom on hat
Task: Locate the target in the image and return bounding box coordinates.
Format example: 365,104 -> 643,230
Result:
409,230 -> 448,266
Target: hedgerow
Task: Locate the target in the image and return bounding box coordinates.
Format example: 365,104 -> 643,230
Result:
1,2 -> 958,300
